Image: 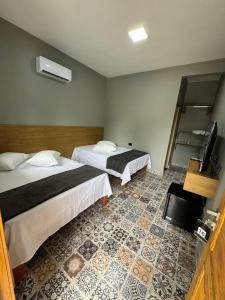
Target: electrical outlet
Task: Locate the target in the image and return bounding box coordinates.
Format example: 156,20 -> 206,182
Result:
194,219 -> 211,243
197,227 -> 206,239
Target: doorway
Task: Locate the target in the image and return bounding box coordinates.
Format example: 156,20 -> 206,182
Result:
165,73 -> 223,171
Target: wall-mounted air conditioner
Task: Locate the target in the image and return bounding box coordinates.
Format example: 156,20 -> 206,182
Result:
36,56 -> 72,83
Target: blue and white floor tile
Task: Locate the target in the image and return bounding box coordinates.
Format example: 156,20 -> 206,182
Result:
15,169 -> 197,300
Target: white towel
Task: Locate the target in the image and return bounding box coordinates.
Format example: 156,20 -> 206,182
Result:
192,130 -> 206,135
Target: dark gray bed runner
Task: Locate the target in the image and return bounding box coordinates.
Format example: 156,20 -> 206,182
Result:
0,165 -> 105,223
106,149 -> 148,174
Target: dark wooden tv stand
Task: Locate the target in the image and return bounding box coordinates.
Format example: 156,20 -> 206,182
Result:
183,159 -> 219,199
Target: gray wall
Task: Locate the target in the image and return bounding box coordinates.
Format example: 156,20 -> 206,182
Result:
0,18 -> 106,126
184,80 -> 221,105
105,60 -> 225,173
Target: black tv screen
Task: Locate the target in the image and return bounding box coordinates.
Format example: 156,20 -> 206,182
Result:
199,121 -> 217,173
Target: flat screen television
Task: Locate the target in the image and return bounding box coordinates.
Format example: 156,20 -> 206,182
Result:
199,121 -> 217,173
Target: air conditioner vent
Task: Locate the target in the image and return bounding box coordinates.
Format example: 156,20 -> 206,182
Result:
36,56 -> 72,83
42,70 -> 70,82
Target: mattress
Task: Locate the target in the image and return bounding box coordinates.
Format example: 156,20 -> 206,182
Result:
72,145 -> 151,185
0,157 -> 112,268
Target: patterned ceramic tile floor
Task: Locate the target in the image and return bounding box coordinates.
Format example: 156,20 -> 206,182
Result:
15,169 -> 197,300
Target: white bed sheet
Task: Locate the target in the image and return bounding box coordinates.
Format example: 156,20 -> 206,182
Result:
72,145 -> 151,185
0,157 -> 112,268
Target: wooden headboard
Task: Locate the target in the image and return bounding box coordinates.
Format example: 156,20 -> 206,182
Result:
0,124 -> 104,157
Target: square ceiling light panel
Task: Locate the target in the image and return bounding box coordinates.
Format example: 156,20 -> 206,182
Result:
128,27 -> 148,43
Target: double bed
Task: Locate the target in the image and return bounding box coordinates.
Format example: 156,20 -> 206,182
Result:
0,156 -> 112,269
72,145 -> 151,185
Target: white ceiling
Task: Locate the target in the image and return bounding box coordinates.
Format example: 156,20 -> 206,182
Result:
1,0 -> 225,77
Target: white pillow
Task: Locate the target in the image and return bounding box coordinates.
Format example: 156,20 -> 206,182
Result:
93,143 -> 116,153
0,152 -> 29,171
26,150 -> 60,167
97,140 -> 116,147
